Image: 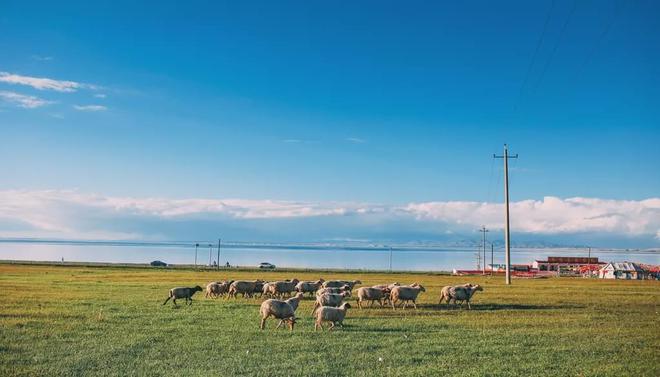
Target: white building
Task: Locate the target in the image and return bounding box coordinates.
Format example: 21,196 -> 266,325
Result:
598,262 -> 647,280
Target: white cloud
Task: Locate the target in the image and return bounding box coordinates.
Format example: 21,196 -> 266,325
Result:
405,197 -> 660,236
0,190 -> 657,243
0,71 -> 96,92
346,137 -> 366,144
73,105 -> 107,111
93,93 -> 107,98
31,55 -> 54,61
0,90 -> 53,108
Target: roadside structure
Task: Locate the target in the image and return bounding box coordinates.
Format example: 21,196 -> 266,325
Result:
598,262 -> 648,280
532,256 -> 605,274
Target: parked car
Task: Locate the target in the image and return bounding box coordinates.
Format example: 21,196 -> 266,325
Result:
150,260 -> 168,267
258,262 -> 276,269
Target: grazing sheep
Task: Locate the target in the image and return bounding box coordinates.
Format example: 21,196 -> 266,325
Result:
314,303 -> 352,331
311,292 -> 349,314
205,281 -> 232,299
295,279 -> 325,296
323,280 -> 362,290
259,292 -> 305,331
269,279 -> 300,298
371,283 -> 400,305
253,281 -> 266,298
371,282 -> 400,290
390,284 -> 426,310
163,286 -> 203,306
448,284 -> 483,309
316,285 -> 351,297
438,283 -> 473,305
262,282 -> 275,298
205,282 -> 221,298
356,287 -> 389,309
228,280 -> 263,298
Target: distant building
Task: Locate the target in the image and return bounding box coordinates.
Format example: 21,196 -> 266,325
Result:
598,262 -> 648,280
532,256 -> 604,273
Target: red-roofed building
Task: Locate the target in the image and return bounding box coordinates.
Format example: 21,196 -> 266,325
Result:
532,256 -> 605,273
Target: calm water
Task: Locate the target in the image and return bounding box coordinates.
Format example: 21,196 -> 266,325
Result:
0,241 -> 657,271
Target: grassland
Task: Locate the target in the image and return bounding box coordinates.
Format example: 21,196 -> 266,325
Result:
0,263 -> 658,376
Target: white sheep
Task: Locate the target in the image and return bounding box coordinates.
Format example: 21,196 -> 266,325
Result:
323,280 -> 362,289
228,280 -> 263,298
295,279 -> 324,296
263,279 -> 300,299
205,281 -> 232,299
390,284 -> 426,310
314,303 -> 352,331
315,285 -> 351,297
259,292 -> 305,331
438,283 -> 473,305
448,284 -> 483,309
356,287 -> 388,309
163,286 -> 203,306
311,292 -> 349,314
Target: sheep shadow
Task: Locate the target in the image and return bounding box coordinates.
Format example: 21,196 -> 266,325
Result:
429,303 -> 584,311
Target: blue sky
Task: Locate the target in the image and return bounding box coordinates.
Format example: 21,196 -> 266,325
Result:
0,1 -> 658,246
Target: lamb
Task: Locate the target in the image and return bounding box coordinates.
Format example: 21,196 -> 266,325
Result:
323,280 -> 362,290
269,279 -> 300,298
447,284 -> 483,309
259,292 -> 305,331
390,284 -> 426,310
163,286 -> 203,306
314,303 -> 351,331
311,292 -> 349,314
356,287 -> 389,309
295,279 -> 325,296
438,283 -> 473,305
228,280 -> 263,298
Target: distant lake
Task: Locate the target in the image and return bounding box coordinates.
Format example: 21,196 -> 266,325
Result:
0,240 -> 657,271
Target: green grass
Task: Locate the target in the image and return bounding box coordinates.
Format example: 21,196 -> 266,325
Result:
0,263 -> 658,376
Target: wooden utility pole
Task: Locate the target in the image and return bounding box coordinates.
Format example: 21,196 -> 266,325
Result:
479,226 -> 489,275
208,244 -> 212,267
494,144 -> 518,285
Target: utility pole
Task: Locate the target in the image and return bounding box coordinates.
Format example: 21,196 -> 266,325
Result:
494,144 -> 518,285
208,244 -> 212,267
475,249 -> 481,271
194,243 -> 199,267
491,243 -> 494,276
588,246 -> 592,277
479,226 -> 489,275
389,246 -> 393,272
217,239 -> 221,270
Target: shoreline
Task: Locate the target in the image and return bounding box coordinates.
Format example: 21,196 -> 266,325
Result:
0,259 -> 453,275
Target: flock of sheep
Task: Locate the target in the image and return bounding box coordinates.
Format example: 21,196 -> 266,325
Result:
162,278 -> 484,331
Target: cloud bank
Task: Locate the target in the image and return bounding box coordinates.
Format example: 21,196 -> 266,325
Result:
0,190 -> 657,246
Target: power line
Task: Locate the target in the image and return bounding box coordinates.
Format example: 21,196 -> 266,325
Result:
513,0 -> 556,113
533,0 -> 578,92
575,0 -> 625,79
